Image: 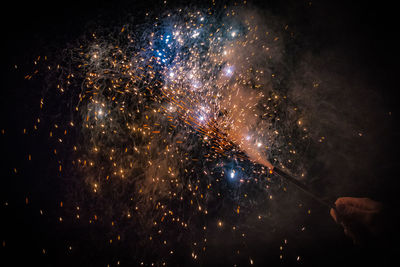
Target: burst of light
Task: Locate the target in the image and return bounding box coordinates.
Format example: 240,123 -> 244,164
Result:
20,5 -> 309,266
192,81 -> 201,88
224,66 -> 234,77
192,31 -> 200,38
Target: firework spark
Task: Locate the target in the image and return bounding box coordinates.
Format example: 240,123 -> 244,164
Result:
15,3 -> 314,265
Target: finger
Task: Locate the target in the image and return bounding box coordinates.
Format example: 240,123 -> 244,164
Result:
343,225 -> 360,244
343,227 -> 348,236
334,202 -> 366,223
338,204 -> 366,221
336,203 -> 376,228
335,197 -> 361,207
334,201 -> 362,216
340,197 -> 375,209
330,208 -> 338,223
358,198 -> 382,210
335,197 -> 381,211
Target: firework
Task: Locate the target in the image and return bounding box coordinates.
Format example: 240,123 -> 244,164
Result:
14,2 -> 316,265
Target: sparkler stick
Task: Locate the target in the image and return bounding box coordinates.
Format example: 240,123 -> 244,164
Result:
165,87 -> 335,210
271,167 -> 335,209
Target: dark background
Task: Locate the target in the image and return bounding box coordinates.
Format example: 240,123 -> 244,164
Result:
1,0 -> 399,266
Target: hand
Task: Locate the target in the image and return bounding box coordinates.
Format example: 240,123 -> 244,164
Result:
330,197 -> 383,244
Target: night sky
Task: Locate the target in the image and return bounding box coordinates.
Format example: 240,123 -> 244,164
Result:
2,1 -> 400,266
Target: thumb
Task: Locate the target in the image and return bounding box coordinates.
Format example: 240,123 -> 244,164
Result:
330,208 -> 339,223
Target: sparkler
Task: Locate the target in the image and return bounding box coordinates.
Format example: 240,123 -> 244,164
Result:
271,167 -> 334,209
19,3 -> 326,265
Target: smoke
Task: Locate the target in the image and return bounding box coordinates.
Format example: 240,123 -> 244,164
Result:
23,2 -> 393,265
285,50 -> 388,198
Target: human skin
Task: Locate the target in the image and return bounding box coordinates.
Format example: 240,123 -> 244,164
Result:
330,197 -> 383,244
